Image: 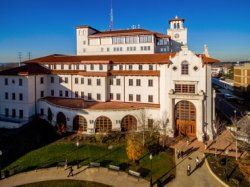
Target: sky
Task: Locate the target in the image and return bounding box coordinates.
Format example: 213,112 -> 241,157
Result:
0,0 -> 250,62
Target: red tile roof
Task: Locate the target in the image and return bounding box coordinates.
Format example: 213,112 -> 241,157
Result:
169,18 -> 185,24
41,97 -> 160,110
87,28 -> 171,38
198,54 -> 220,64
25,53 -> 176,64
110,70 -> 160,76
0,63 -> 51,76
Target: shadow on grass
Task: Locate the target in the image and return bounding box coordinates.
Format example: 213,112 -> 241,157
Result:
137,167 -> 150,177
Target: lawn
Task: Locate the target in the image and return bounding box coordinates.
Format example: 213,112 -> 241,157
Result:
206,153 -> 250,187
3,137 -> 175,183
16,180 -> 111,187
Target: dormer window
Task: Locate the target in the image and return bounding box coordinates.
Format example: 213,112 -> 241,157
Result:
181,61 -> 189,75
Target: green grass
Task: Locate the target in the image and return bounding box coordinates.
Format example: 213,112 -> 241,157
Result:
3,139 -> 175,183
16,180 -> 111,187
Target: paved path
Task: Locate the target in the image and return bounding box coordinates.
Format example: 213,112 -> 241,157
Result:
167,149 -> 223,187
0,166 -> 148,187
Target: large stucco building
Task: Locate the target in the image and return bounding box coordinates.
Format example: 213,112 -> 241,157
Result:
0,17 -> 219,141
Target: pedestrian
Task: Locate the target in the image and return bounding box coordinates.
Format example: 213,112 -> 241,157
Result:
195,156 -> 200,168
64,159 -> 68,170
67,166 -> 74,177
195,157 -> 200,168
187,164 -> 191,176
176,149 -> 180,159
180,150 -> 184,158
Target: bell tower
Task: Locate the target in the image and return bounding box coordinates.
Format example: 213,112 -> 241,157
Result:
167,16 -> 187,52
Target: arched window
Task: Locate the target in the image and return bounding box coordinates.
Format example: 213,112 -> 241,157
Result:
174,23 -> 176,29
181,61 -> 189,75
73,115 -> 87,132
121,115 -> 137,132
177,23 -> 180,29
95,116 -> 112,133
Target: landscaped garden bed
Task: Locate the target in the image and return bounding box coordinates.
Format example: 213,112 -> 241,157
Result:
206,153 -> 250,187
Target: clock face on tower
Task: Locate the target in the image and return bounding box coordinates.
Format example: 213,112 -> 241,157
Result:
174,33 -> 180,39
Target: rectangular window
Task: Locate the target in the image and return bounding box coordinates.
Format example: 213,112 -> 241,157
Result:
109,64 -> 113,71
149,65 -> 153,70
68,64 -> 72,70
148,119 -> 154,129
90,64 -> 94,70
40,91 -> 44,98
81,78 -> 84,84
116,79 -> 120,86
139,65 -> 143,70
59,90 -> 63,97
119,65 -> 123,70
51,77 -> 54,83
136,94 -> 141,102
110,93 -> 113,100
97,79 -> 101,86
88,78 -> 92,85
97,93 -> 101,100
40,77 -> 44,84
65,77 -> 68,83
76,64 -> 80,70
99,64 -> 103,70
75,91 -> 79,98
19,93 -> 23,101
5,92 -> 8,100
141,46 -> 144,51
12,93 -> 15,100
116,93 -> 121,100
59,77 -> 63,83
175,84 -> 195,93
148,79 -> 153,87
12,109 -> 16,117
65,91 -> 68,97
129,79 -> 133,86
5,78 -> 8,85
129,94 -> 133,101
75,77 -> 78,84
181,63 -> 189,75
109,78 -> 113,85
129,65 -> 133,70
53,64 -> 57,70
61,64 -> 64,70
19,79 -> 23,86
81,91 -> 84,98
139,35 -> 152,43
5,108 -> 9,117
88,93 -> 92,100
51,90 -> 54,96
136,79 -> 141,86
148,95 -> 153,102
19,110 -> 23,118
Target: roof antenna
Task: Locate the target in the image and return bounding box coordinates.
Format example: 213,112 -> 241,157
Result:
109,0 -> 113,31
18,52 -> 22,67
28,52 -> 32,60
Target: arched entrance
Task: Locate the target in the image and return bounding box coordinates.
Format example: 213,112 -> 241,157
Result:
56,112 -> 67,134
95,116 -> 112,133
175,100 -> 196,137
48,108 -> 52,122
73,115 -> 87,132
121,115 -> 137,132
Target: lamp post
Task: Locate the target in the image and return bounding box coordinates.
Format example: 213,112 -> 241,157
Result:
234,109 -> 238,161
225,149 -> 229,181
0,150 -> 2,180
150,153 -> 153,187
76,140 -> 79,149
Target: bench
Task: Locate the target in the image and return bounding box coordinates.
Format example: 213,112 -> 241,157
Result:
57,162 -> 65,168
128,170 -> 140,180
89,162 -> 100,168
108,165 -> 120,172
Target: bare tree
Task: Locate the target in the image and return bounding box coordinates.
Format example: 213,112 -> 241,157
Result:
136,109 -> 148,147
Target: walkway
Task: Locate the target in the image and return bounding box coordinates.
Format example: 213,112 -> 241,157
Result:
0,166 -> 148,187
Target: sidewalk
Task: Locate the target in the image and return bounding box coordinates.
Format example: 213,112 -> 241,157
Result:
0,166 -> 149,187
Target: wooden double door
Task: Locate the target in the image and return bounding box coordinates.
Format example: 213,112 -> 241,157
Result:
175,100 -> 196,137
